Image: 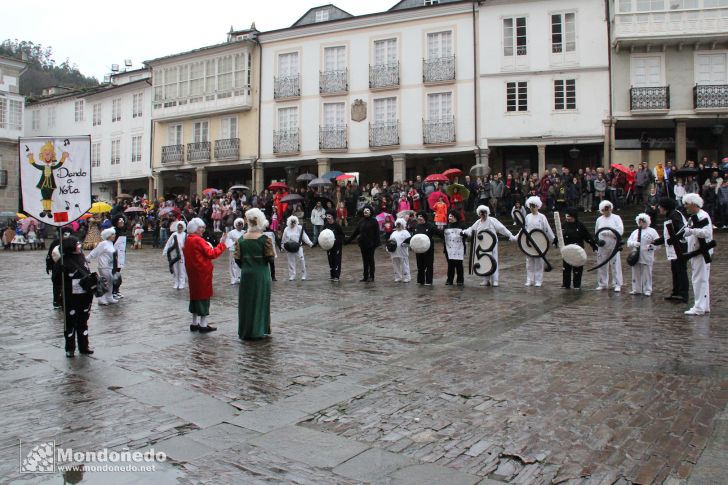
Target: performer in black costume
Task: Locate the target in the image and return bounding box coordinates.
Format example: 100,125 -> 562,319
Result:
653,197 -> 689,302
61,236 -> 95,357
560,208 -> 598,290
443,210 -> 467,286
410,211 -> 437,286
345,206 -> 380,282
323,211 -> 345,281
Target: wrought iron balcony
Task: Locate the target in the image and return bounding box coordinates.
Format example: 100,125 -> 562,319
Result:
161,144 -> 184,164
630,86 -> 670,111
369,121 -> 399,148
319,125 -> 348,151
694,84 -> 728,110
273,129 -> 300,154
369,63 -> 400,89
423,56 -> 455,83
320,69 -> 348,94
214,138 -> 240,161
423,117 -> 456,145
274,75 -> 300,99
187,141 -> 211,162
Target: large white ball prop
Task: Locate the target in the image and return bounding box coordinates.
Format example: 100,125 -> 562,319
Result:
562,244 -> 587,267
318,229 -> 336,250
410,234 -> 431,254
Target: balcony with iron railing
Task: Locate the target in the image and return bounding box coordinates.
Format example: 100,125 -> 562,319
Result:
369,121 -> 399,148
614,5 -> 728,43
273,129 -> 300,154
423,56 -> 455,84
274,75 -> 301,99
369,62 -> 400,90
320,69 -> 348,95
319,125 -> 348,151
214,138 -> 240,161
423,117 -> 456,145
694,84 -> 728,110
630,86 -> 670,111
161,145 -> 184,165
187,141 -> 211,162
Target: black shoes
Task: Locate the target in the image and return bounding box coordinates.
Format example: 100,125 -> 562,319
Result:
79,349 -> 94,355
198,326 -> 217,333
66,351 -> 74,358
190,324 -> 199,332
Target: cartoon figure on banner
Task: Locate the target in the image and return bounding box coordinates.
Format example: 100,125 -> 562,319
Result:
27,140 -> 69,218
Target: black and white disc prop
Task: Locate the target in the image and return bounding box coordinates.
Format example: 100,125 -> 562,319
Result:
468,229 -> 498,277
409,234 -> 431,254
318,229 -> 335,250
517,229 -> 550,258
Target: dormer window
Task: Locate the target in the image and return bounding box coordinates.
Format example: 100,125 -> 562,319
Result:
315,8 -> 330,22
424,0 -> 440,5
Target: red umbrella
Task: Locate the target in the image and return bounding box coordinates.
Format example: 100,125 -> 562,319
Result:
202,188 -> 221,196
268,182 -> 289,191
442,168 -> 463,178
80,213 -> 94,220
335,173 -> 355,181
424,174 -> 449,183
427,190 -> 450,209
611,163 -> 635,184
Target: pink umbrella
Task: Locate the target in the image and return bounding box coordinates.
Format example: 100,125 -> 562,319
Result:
427,190 -> 450,210
375,212 -> 393,230
425,173 -> 449,183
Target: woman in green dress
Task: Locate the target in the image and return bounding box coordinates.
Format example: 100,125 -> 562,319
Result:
235,208 -> 274,340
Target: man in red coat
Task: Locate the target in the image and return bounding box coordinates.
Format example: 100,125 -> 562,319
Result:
183,218 -> 227,333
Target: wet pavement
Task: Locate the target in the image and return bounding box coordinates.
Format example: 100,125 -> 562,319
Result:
1,226 -> 727,484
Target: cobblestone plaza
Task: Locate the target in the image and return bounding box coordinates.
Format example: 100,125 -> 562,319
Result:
1,232 -> 726,484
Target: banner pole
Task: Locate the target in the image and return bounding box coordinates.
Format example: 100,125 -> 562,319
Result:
59,226 -> 68,340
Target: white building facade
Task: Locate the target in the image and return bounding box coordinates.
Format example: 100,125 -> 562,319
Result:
610,0 -> 728,168
0,55 -> 26,212
24,69 -> 154,202
478,0 -> 611,176
257,1 -> 478,188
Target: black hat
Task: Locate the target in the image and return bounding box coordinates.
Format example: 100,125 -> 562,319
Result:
658,197 -> 676,211
448,210 -> 461,222
564,207 -> 579,219
62,236 -> 80,255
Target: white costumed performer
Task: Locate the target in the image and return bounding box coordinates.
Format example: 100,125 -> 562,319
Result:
227,218 -> 246,284
162,220 -> 188,289
627,213 -> 659,296
462,205 -> 517,287
595,200 -> 624,292
86,228 -> 117,305
523,196 -> 555,287
682,193 -> 714,316
281,216 -> 313,281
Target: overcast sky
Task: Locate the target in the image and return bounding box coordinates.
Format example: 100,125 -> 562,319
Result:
2,0 -> 396,80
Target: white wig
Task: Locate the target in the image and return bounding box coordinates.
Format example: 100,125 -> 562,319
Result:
233,217 -> 246,228
526,196 -> 542,209
476,205 -> 490,216
100,228 -> 116,241
287,215 -> 299,226
635,213 -> 651,225
187,217 -> 205,233
682,193 -> 704,208
395,218 -> 406,228
245,208 -> 269,229
599,200 -> 613,212
171,220 -> 186,232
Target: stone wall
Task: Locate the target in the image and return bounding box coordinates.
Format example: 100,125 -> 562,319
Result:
0,141 -> 19,213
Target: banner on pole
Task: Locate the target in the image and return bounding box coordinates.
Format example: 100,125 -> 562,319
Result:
18,136 -> 92,227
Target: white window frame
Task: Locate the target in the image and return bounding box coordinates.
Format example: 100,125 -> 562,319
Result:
323,46 -> 347,72
694,51 -> 728,85
277,52 -> 300,77
424,0 -> 440,5
131,135 -> 143,162
506,81 -> 528,112
112,98 -> 122,122
221,117 -> 238,139
47,106 -> 56,128
322,102 -> 346,127
426,92 -> 453,120
91,142 -> 101,167
277,106 -> 299,131
315,8 -> 330,22
93,103 -> 102,126
554,79 -> 577,111
192,120 -> 209,143
630,53 -> 666,87
374,38 -> 398,66
373,97 -> 398,123
74,100 -> 84,123
168,124 -> 183,146
32,109 -> 40,130
111,139 -> 121,165
426,31 -> 453,60
503,16 -> 527,57
8,99 -> 22,130
132,92 -> 144,118
551,12 -> 576,54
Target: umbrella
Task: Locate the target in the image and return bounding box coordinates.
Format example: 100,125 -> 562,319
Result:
427,190 -> 450,209
425,173 -> 449,183
335,173 -> 355,181
80,213 -> 94,220
229,185 -> 249,192
672,167 -> 700,178
19,217 -> 37,231
296,173 -> 316,182
268,182 -> 289,191
309,178 -> 333,187
315,195 -> 335,207
446,183 -> 470,200
442,168 -> 463,178
124,207 -> 146,213
116,193 -> 133,199
16,213 -> 27,219
202,188 -> 221,196
321,170 -> 344,179
158,206 -> 182,218
397,209 -> 415,220
89,202 -> 113,214
375,212 -> 393,229
281,194 -> 304,203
